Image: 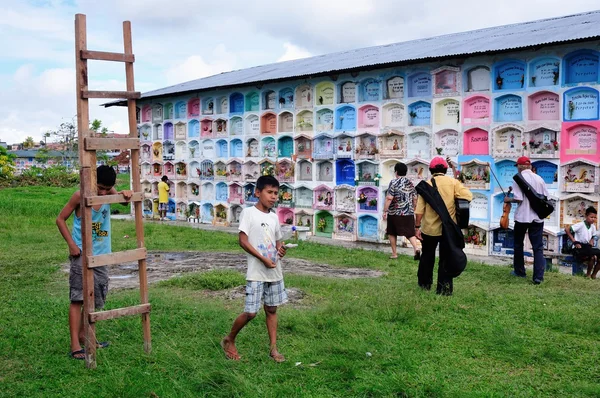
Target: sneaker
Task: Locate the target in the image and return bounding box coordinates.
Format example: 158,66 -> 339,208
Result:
510,270 -> 526,278
414,250 -> 421,261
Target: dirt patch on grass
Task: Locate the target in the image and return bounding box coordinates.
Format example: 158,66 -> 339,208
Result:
65,251 -> 385,290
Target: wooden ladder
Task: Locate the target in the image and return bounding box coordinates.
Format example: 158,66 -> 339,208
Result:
75,13 -> 150,368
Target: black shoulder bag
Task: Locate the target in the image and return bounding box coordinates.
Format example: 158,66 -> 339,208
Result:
512,173 -> 554,219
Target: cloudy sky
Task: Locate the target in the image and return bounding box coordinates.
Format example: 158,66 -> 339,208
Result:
1,0 -> 599,145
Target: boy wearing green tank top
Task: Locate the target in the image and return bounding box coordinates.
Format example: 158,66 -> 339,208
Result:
56,165 -> 133,360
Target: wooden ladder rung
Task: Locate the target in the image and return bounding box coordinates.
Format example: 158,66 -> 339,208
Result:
85,192 -> 143,206
88,248 -> 147,268
80,50 -> 135,62
81,90 -> 141,99
85,137 -> 140,151
89,304 -> 151,322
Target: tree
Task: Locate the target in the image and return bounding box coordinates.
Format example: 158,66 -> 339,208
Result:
35,147 -> 51,165
23,136 -> 35,149
43,132 -> 51,145
0,146 -> 16,180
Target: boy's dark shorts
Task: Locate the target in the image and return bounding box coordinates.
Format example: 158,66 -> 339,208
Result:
69,256 -> 109,310
386,214 -> 416,238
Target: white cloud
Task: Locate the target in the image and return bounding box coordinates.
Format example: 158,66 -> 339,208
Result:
164,44 -> 238,85
277,43 -> 312,62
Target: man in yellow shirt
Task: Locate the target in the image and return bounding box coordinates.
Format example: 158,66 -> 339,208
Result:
415,157 -> 472,296
157,176 -> 170,221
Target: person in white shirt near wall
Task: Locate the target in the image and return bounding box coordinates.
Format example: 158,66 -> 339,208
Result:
504,156 -> 550,285
564,207 -> 599,279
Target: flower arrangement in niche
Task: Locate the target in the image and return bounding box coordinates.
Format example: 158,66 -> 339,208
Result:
496,73 -> 503,89
519,74 -> 525,88
568,101 -> 575,119
409,110 -> 417,119
368,198 -> 378,207
552,140 -> 559,151
317,218 -> 327,232
374,173 -> 382,186
357,192 -> 368,204
522,142 -> 528,150
436,147 -> 443,155
531,76 -> 536,86
552,70 -> 559,85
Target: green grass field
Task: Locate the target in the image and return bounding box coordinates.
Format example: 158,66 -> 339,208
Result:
1,177 -> 599,397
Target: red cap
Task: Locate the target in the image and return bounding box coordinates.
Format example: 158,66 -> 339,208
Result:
516,156 -> 531,165
429,156 -> 448,169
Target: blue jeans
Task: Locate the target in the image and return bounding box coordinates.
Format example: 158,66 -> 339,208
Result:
513,221 -> 545,281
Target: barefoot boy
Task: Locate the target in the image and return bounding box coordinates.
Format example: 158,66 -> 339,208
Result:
56,165 -> 133,359
221,175 -> 287,362
565,206 -> 600,278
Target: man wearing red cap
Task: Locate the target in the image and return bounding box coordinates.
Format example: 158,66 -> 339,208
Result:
415,157 -> 472,295
504,156 -> 549,284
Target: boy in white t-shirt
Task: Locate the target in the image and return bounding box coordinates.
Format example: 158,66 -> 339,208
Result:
221,175 -> 288,362
565,206 -> 599,278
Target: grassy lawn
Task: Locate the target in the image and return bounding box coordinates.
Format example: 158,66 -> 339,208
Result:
1,181 -> 599,397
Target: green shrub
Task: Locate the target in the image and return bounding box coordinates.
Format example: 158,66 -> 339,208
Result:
12,166 -> 79,188
159,270 -> 245,291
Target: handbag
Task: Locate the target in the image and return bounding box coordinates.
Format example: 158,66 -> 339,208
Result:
513,173 -> 554,219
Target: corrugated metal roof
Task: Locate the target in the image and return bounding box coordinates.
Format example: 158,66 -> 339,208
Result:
107,10 -> 600,106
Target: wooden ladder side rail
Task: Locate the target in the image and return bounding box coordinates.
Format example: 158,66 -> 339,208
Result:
124,20 -> 152,355
75,14 -> 98,369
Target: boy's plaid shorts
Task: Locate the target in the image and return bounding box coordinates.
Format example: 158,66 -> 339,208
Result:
244,280 -> 287,313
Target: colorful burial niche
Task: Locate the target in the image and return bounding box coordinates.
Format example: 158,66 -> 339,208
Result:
335,133 -> 354,159
459,159 -> 490,190
334,213 -> 357,241
528,91 -> 559,120
174,122 -> 187,141
277,183 -> 294,207
200,119 -> 213,138
189,161 -> 200,179
434,99 -> 460,125
152,162 -> 162,178
214,119 -> 227,137
532,160 -> 559,190
432,66 -> 460,96
561,159 -> 598,193
163,103 -> 174,120
561,194 -> 599,227
295,135 -> 312,159
141,163 -> 151,181
199,160 -> 214,181
277,207 -> 295,226
140,124 -> 151,141
313,184 -> 334,211
335,105 -> 357,131
143,199 -> 154,218
230,205 -> 243,225
214,161 -> 227,181
151,124 -> 162,141
434,129 -> 459,157
385,76 -> 404,100
166,198 -> 177,221
188,120 -> 200,139
356,186 -> 379,213
382,103 -> 405,127
201,182 -> 214,201
278,111 -> 294,133
245,138 -> 259,158
316,108 -> 334,132
564,87 -> 600,121
464,65 -> 490,92
339,81 -> 356,104
357,215 -> 379,242
463,222 -> 489,256
215,182 -> 228,203
201,139 -> 215,159
278,88 -> 294,109
358,105 -> 380,132
213,204 -> 229,226
525,127 -> 559,158
406,159 -> 429,186
355,133 -> 379,160
187,201 -> 200,222
491,191 -> 516,226
263,90 -> 276,110
260,136 -> 276,158
245,92 -> 259,112
408,101 -> 431,126
188,182 -> 200,200
245,114 -> 260,136
215,139 -> 228,158
494,95 -> 522,122
493,159 -> 516,192
295,209 -> 314,231
276,159 -> 295,183
277,136 -> 293,158
315,211 -> 334,238
163,122 -> 174,140
316,160 -> 334,182
188,98 -> 200,118
141,144 -> 151,161
564,124 -> 598,156
336,159 -> 355,186
313,134 -> 334,160
200,203 -> 214,224
295,84 -> 313,109
163,141 -> 175,161
152,104 -> 163,123
142,180 -> 152,197
334,185 -> 356,212
315,81 -> 335,106
463,128 -> 489,155
188,140 -> 200,159
175,162 -> 187,180
229,116 -> 243,136
462,95 -> 490,125
490,227 -> 515,257
175,141 -> 187,160
175,182 -> 187,200
529,57 -> 560,87
407,72 -> 431,98
493,59 -> 526,91
470,192 -> 490,221
359,78 -> 381,102
228,183 -> 243,204
296,110 -> 313,132
562,49 -> 599,85
407,131 -> 431,159
202,97 -> 214,115
294,185 -> 314,209
297,160 -> 313,182
174,101 -> 187,119
151,181 -> 159,196
259,158 -> 275,177
492,124 -> 523,158
142,105 -> 152,123
229,139 -> 243,158
260,112 -> 277,135
229,93 -> 244,114
356,160 -> 379,185
243,183 -> 258,204
525,228 -> 559,255
380,159 -> 397,187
